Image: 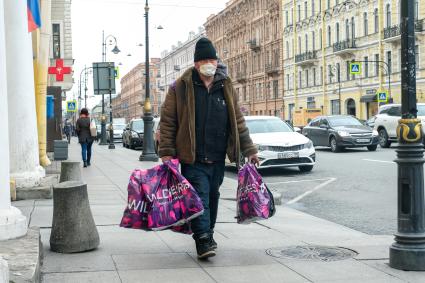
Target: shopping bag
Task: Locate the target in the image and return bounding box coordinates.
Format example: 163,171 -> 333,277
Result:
236,163 -> 275,224
147,160 -> 204,231
89,120 -> 97,137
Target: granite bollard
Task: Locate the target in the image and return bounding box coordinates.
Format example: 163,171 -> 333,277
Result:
50,181 -> 99,253
59,161 -> 82,183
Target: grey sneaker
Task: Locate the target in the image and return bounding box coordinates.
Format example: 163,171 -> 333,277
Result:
194,234 -> 216,259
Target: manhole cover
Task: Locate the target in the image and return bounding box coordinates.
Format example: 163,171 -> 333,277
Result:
266,246 -> 357,262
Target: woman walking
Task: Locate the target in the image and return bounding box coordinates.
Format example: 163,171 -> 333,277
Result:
76,108 -> 94,167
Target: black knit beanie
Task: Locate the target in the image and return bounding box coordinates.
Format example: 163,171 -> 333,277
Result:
194,38 -> 217,62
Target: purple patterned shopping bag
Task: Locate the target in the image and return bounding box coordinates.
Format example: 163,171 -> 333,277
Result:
236,163 -> 275,224
147,160 -> 204,231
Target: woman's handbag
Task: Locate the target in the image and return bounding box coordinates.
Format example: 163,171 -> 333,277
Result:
89,121 -> 97,137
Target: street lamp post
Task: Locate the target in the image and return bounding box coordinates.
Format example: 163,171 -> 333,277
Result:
389,0 -> 425,271
79,66 -> 93,110
139,0 -> 158,161
329,64 -> 341,115
101,31 -> 120,147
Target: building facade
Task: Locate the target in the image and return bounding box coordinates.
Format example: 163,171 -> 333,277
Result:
282,0 -> 424,122
205,0 -> 284,117
119,59 -> 161,122
158,28 -> 206,104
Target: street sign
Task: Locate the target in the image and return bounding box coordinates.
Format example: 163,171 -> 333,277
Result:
92,62 -> 116,95
350,62 -> 361,75
377,90 -> 389,103
66,100 -> 77,112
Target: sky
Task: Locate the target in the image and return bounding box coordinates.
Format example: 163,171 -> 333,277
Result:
71,0 -> 228,109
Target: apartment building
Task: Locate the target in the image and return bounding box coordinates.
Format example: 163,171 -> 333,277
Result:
205,0 -> 284,117
119,58 -> 161,122
283,0 -> 424,121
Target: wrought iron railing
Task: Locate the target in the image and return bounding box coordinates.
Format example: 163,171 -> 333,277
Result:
295,51 -> 317,63
332,39 -> 356,53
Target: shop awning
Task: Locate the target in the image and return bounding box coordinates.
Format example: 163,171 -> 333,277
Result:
360,94 -> 377,102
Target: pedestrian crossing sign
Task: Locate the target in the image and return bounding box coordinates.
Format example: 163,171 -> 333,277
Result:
66,100 -> 77,112
350,62 -> 361,75
376,90 -> 388,103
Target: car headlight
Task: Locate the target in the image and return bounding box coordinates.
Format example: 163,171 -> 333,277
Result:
372,130 -> 379,136
305,140 -> 313,149
337,130 -> 350,137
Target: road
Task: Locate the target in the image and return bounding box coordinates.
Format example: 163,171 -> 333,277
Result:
119,140 -> 400,235
224,146 -> 399,236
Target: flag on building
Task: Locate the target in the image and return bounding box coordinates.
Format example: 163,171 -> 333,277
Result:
27,0 -> 41,32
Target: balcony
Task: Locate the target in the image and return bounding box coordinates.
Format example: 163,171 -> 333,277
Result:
248,39 -> 261,51
384,19 -> 424,42
265,63 -> 280,74
235,71 -> 247,82
333,39 -> 357,55
295,51 -> 318,65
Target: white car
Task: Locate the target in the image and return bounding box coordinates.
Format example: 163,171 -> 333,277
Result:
373,103 -> 425,148
232,116 -> 315,172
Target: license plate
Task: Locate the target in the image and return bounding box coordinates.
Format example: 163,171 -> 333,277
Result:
278,152 -> 299,159
356,138 -> 370,143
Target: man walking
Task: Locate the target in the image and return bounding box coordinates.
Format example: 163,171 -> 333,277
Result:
159,37 -> 258,259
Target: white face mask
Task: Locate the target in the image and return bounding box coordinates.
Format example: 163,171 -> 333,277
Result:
199,63 -> 217,77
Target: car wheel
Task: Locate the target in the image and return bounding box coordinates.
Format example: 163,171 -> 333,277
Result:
330,137 -> 342,153
367,145 -> 378,151
378,128 -> 391,148
299,165 -> 313,172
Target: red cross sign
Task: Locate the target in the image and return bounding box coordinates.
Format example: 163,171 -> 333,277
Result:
48,59 -> 72,81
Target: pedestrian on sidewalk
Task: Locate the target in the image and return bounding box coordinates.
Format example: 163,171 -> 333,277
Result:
159,37 -> 259,259
76,108 -> 94,168
63,119 -> 72,144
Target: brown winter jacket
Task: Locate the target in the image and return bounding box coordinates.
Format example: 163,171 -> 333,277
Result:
159,67 -> 257,165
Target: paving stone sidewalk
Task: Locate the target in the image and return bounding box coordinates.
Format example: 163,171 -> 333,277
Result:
14,139 -> 425,283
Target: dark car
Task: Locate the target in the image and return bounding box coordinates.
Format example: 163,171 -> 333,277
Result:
302,115 -> 379,152
122,119 -> 144,149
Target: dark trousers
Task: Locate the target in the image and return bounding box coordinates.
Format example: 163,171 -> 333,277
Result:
181,161 -> 225,237
80,141 -> 93,163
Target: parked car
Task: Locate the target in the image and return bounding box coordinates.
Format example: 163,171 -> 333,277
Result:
302,115 -> 379,152
106,123 -> 126,143
122,119 -> 144,149
366,116 -> 377,128
227,116 -> 315,172
373,103 -> 425,148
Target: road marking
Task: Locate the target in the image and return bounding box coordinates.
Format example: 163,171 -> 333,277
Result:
286,178 -> 337,205
267,178 -> 334,185
363,159 -> 395,164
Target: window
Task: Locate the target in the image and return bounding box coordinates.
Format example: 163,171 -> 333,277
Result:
313,68 -> 316,85
387,51 -> 392,74
365,56 -> 369,78
288,103 -> 295,121
328,64 -> 332,83
286,41 -> 289,58
299,71 -> 302,88
286,74 -> 290,90
319,0 -> 321,12
310,117 -> 320,127
52,24 -> 61,59
346,61 -> 350,80
298,4 -> 301,22
306,69 -> 309,87
331,99 -> 340,115
305,34 -> 308,52
386,4 -> 391,28
312,31 -> 316,50
415,0 -> 419,21
304,1 -> 308,19
286,10 -> 289,26
327,0 -> 330,10
388,106 -> 401,117
327,26 -> 331,46
291,8 -> 293,24
375,54 -> 379,76
374,9 -> 379,33
307,100 -> 316,109
312,0 -> 315,15
364,12 -> 368,36
273,80 -> 278,99
298,36 -> 302,53
351,17 -> 356,39
345,19 -> 350,40
336,22 -> 340,42
319,29 -> 322,49
320,66 -> 323,85
336,63 -> 340,82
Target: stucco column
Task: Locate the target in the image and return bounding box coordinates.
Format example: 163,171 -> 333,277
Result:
5,0 -> 45,188
0,0 -> 28,241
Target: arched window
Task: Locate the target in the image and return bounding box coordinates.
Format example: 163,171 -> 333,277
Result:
298,36 -> 302,53
364,12 -> 368,36
351,17 -> 356,40
328,25 -> 332,46
386,4 -> 391,28
286,41 -> 289,58
345,19 -> 350,40
319,29 -> 322,49
312,31 -> 316,51
336,22 -> 340,42
374,8 -> 379,33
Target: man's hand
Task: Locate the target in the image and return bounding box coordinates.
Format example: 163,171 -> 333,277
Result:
161,156 -> 173,163
248,154 -> 260,166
